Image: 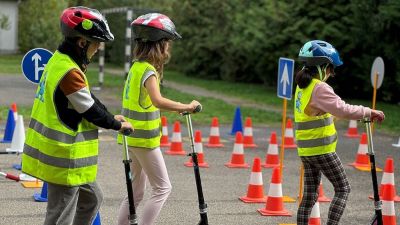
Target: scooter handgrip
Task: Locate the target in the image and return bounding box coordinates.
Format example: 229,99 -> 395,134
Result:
121,128 -> 133,136
194,104 -> 202,113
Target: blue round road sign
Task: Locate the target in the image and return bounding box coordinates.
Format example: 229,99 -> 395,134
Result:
21,48 -> 53,84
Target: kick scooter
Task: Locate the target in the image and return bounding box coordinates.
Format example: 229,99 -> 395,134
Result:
183,105 -> 209,225
121,128 -> 138,225
363,118 -> 382,225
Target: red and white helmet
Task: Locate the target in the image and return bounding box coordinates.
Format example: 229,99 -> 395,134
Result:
131,13 -> 181,42
60,6 -> 114,42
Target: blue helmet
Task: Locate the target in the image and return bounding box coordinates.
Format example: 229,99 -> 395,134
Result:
298,40 -> 343,67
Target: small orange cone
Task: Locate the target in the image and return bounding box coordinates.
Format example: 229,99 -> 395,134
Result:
11,102 -> 18,122
184,130 -> 209,168
262,131 -> 280,168
308,202 -> 321,225
317,181 -> 331,202
225,132 -> 249,168
243,117 -> 257,148
381,182 -> 397,225
349,133 -> 381,171
344,120 -> 360,138
369,157 -> 400,202
165,121 -> 186,155
258,167 -> 291,216
206,117 -> 224,148
239,157 -> 267,203
282,118 -> 297,149
160,116 -> 171,147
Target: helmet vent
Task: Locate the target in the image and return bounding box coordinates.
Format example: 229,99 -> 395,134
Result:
75,11 -> 82,17
317,42 -> 327,47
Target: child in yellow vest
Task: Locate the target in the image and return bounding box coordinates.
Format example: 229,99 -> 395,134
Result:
117,13 -> 200,225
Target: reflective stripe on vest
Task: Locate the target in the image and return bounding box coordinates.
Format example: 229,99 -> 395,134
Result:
22,51 -> 99,186
117,61 -> 161,149
29,118 -> 98,143
294,78 -> 337,156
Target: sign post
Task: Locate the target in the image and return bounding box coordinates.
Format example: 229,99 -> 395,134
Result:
370,57 -> 384,131
21,48 -> 53,84
277,57 -> 295,203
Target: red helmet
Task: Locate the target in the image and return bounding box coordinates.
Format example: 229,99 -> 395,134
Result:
131,13 -> 181,42
60,6 -> 114,42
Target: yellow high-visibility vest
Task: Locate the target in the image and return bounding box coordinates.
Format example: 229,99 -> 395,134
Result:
22,51 -> 99,186
117,61 -> 161,149
294,78 -> 337,156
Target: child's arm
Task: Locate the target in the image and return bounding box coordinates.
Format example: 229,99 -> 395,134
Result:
145,76 -> 198,113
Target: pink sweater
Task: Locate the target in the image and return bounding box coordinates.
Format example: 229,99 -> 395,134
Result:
306,82 -> 371,120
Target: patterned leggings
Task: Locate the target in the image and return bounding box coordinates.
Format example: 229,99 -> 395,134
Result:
297,152 -> 351,225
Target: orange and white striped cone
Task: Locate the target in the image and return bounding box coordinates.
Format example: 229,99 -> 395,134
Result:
239,157 -> 267,203
184,130 -> 209,168
160,116 -> 171,147
308,202 -> 321,225
344,120 -> 360,138
349,133 -> 381,172
258,167 -> 291,216
225,132 -> 249,168
317,181 -> 331,202
282,118 -> 297,149
392,137 -> 400,148
381,183 -> 397,225
262,131 -> 280,168
11,102 -> 18,122
369,157 -> 400,202
206,117 -> 224,148
243,117 -> 257,148
165,121 -> 186,155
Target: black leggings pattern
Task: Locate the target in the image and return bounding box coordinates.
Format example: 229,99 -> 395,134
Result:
297,152 -> 351,225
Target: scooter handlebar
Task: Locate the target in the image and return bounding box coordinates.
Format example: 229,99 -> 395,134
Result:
182,104 -> 202,115
121,128 -> 134,136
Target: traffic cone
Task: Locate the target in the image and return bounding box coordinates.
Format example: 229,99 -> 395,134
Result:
160,116 -> 171,147
243,117 -> 257,148
184,130 -> 209,168
11,102 -> 18,122
392,137 -> 400,148
369,157 -> 400,202
381,183 -> 397,225
225,132 -> 249,168
165,121 -> 186,155
6,115 -> 25,154
206,117 -> 224,148
262,131 -> 280,168
308,202 -> 321,225
239,157 -> 267,203
92,212 -> 101,225
317,181 -> 331,202
344,120 -> 360,138
33,182 -> 48,202
0,109 -> 15,143
230,106 -> 243,135
349,133 -> 381,172
257,167 -> 291,216
282,118 -> 297,149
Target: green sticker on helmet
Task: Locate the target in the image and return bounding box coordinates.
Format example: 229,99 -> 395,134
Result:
82,19 -> 93,30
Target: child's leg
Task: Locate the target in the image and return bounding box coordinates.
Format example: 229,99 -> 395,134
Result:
44,183 -> 79,225
134,147 -> 172,225
319,153 -> 351,225
297,157 -> 321,225
72,182 -> 103,225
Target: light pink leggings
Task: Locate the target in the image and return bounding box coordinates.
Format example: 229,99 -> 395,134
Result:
118,147 -> 172,225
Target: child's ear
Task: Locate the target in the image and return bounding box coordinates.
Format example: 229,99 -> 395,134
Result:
77,38 -> 87,48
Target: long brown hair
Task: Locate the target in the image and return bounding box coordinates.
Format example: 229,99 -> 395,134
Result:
133,39 -> 171,80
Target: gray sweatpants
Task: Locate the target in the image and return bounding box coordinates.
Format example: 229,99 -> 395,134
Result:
44,181 -> 103,225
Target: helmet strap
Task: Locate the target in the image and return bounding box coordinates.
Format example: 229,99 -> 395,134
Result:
317,64 -> 329,82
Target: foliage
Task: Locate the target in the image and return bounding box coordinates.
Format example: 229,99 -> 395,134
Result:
18,0 -> 68,52
0,14 -> 11,30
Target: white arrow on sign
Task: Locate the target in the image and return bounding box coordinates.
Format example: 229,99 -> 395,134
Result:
280,63 -> 289,95
32,53 -> 45,81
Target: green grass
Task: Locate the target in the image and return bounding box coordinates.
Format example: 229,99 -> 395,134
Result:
0,55 -> 399,134
0,54 -> 23,74
0,105 -> 32,124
